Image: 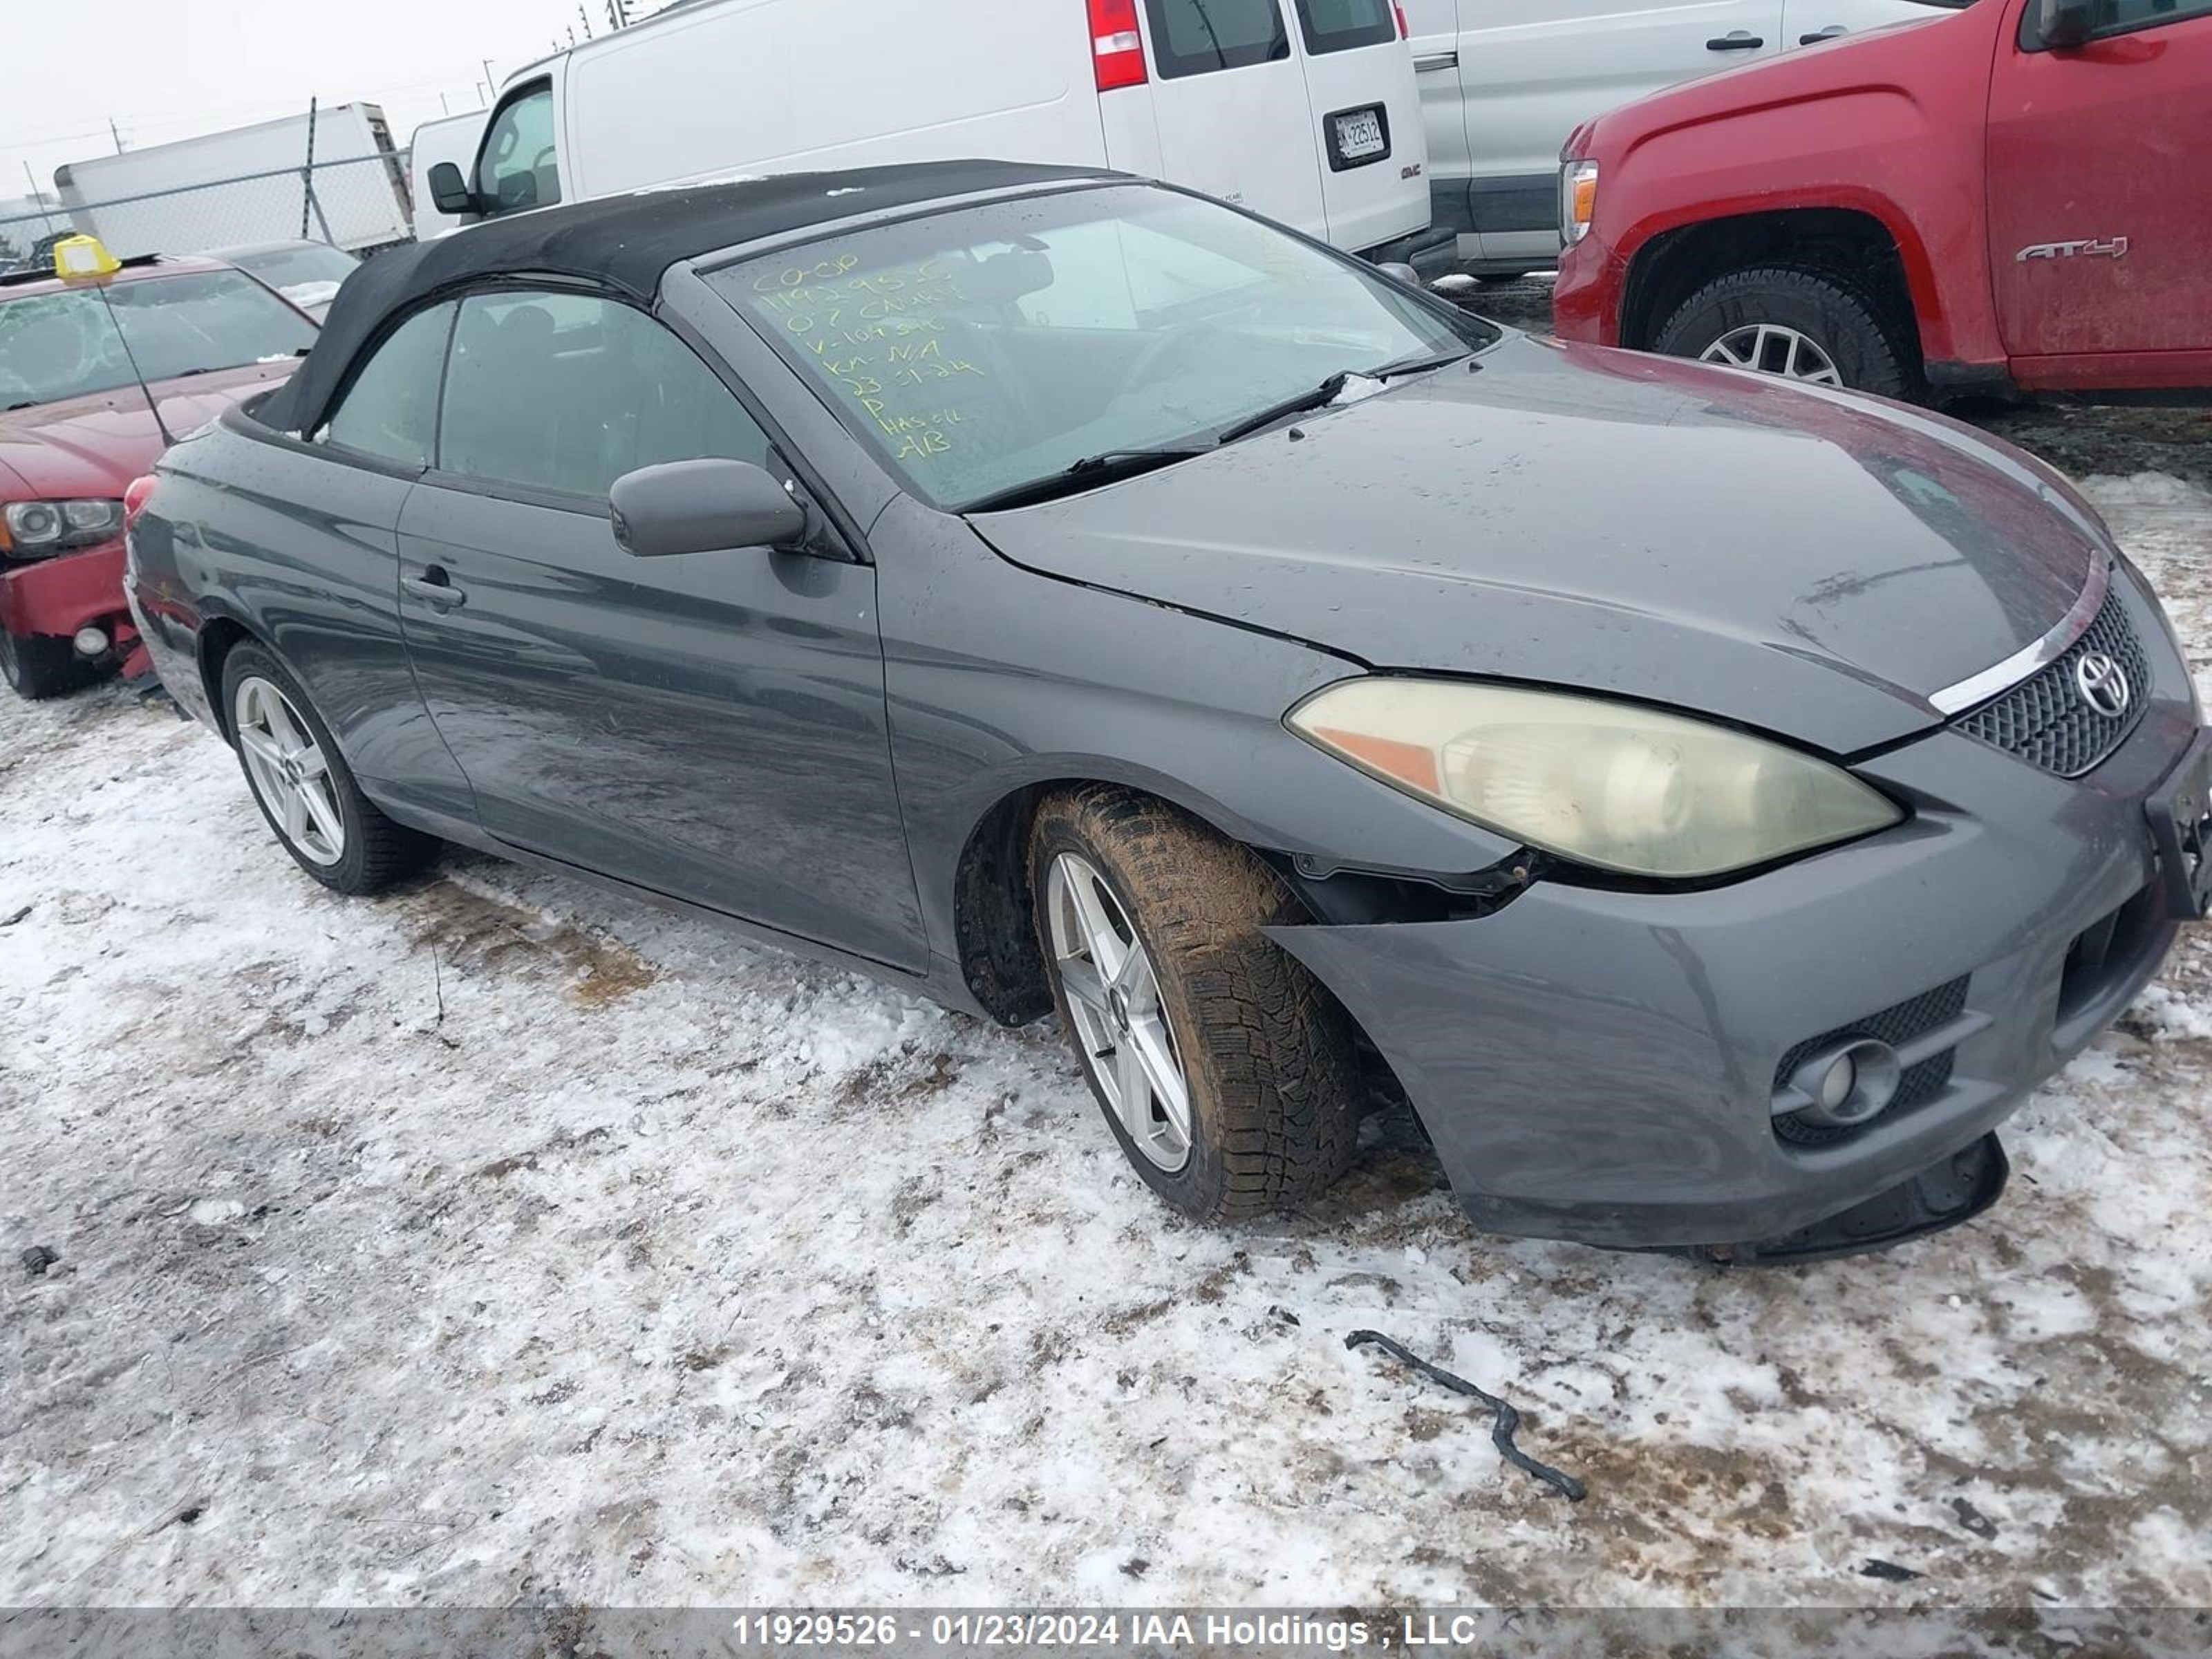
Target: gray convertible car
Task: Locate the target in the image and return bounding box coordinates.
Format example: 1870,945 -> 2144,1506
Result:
127,161 -> 2209,1260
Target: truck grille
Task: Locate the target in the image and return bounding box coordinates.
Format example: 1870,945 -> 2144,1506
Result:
1953,588 -> 2148,778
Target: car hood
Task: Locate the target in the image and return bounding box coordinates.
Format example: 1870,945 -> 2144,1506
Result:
0,360 -> 297,501
969,337 -> 2109,753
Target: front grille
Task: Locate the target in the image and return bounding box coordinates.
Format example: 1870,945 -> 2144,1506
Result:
1772,975 -> 1970,1147
1954,585 -> 2148,778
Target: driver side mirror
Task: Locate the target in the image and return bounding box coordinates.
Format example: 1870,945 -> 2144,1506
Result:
427,161 -> 478,216
2036,0 -> 2096,48
610,458 -> 807,559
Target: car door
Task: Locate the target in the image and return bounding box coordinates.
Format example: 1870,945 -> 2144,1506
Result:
393,284 -> 928,971
1283,0 -> 1430,254
1779,0 -> 1953,50
1456,0 -> 1785,260
1401,0 -> 1477,247
1987,0 -> 2212,365
1136,0 -> 1333,237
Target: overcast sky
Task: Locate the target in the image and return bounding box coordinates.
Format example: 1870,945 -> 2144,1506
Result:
2,0 -> 596,203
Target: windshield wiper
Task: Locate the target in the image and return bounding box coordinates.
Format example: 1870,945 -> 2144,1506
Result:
1214,371 -> 1349,446
1368,348 -> 1470,380
959,444 -> 1215,514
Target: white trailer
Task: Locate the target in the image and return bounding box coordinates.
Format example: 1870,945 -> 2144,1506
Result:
54,104 -> 414,259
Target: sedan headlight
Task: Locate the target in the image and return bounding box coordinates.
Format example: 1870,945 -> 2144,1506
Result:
1560,160 -> 1599,245
1288,678 -> 1902,879
2,498 -> 124,557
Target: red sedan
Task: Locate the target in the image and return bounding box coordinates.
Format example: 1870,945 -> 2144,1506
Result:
1,252 -> 317,698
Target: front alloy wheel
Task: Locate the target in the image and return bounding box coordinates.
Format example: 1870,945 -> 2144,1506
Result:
1029,786 -> 1358,1221
1044,852 -> 1193,1173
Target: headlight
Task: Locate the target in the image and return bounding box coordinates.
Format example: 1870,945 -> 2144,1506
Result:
1560,160 -> 1599,245
2,498 -> 124,556
1288,678 -> 1902,879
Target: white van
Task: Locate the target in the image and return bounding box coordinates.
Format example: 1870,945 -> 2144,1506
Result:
428,0 -> 1450,269
407,111 -> 490,241
1402,0 -> 1956,272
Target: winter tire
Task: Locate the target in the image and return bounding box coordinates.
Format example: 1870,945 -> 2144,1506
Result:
0,628 -> 104,700
1030,785 -> 1358,1221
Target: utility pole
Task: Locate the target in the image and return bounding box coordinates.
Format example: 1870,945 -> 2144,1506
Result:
481,57 -> 496,95
108,117 -> 127,154
607,0 -> 630,29
579,3 -> 594,37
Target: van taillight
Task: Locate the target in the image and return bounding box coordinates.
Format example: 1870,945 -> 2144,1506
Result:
1394,2 -> 1409,35
123,474 -> 158,532
1089,0 -> 1147,90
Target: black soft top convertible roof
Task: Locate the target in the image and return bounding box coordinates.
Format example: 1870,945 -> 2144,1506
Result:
261,159 -> 1109,435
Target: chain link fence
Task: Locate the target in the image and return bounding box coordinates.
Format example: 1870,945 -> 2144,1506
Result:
0,149 -> 418,276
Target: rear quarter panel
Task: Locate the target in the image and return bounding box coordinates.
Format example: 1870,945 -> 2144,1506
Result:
133,409 -> 473,828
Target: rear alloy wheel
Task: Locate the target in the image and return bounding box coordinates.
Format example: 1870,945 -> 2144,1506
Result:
221,644 -> 438,894
1653,265 -> 1917,400
1030,787 -> 1358,1221
0,628 -> 104,700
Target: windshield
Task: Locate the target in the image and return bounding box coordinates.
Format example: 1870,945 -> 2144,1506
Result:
706,185 -> 1497,511
225,243 -> 359,301
0,269 -> 317,412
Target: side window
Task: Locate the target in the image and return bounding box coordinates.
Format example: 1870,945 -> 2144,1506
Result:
474,84 -> 561,216
317,301 -> 456,467
437,289 -> 772,499
1294,0 -> 1398,53
2094,0 -> 2212,30
1143,0 -> 1291,76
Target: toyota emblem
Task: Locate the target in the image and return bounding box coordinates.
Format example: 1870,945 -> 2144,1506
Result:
2074,650 -> 2131,719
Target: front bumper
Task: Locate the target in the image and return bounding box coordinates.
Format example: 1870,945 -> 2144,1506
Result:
0,538 -> 130,641
1271,575 -> 2197,1252
1550,233 -> 1623,346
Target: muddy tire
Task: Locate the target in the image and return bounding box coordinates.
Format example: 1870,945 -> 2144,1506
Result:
1,629 -> 104,700
221,644 -> 438,895
1653,265 -> 1919,400
1029,786 -> 1358,1221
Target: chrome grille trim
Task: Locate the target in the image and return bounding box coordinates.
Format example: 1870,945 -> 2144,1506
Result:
1928,558 -> 2111,716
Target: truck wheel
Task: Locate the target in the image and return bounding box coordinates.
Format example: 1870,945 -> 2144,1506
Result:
1653,265 -> 1918,400
0,629 -> 103,700
221,644 -> 438,894
1029,786 -> 1358,1221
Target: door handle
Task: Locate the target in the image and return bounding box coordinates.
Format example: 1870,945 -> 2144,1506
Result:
1707,30 -> 1765,47
403,568 -> 467,609
1798,24 -> 1846,41
1414,48 -> 1459,71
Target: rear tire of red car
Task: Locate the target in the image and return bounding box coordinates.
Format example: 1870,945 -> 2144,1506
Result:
1029,785 -> 1359,1222
1653,265 -> 1918,401
0,629 -> 104,701
221,644 -> 438,896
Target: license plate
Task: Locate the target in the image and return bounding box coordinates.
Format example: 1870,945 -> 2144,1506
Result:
2148,728 -> 2212,919
1333,108 -> 1387,162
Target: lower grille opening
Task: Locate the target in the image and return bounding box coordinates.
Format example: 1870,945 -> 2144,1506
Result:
1772,975 -> 1971,1148
2058,881 -> 2163,1027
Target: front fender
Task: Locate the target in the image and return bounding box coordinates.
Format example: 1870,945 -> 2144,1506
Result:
872,497 -> 1526,969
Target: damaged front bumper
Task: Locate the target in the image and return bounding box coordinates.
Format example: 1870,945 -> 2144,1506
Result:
1269,618 -> 2198,1255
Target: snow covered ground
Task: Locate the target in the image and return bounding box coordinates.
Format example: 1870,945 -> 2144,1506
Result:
3,471 -> 2210,1612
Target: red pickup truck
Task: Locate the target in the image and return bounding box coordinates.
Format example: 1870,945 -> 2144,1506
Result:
1552,0 -> 2212,402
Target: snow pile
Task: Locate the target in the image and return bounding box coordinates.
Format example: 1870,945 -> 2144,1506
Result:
3,477 -> 2209,1610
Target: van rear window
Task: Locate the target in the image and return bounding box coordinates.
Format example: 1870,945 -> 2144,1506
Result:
1143,0 -> 1291,77
1294,0 -> 1397,52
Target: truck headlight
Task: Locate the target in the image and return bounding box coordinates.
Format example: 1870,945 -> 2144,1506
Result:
1560,160 -> 1599,245
2,498 -> 124,556
1288,678 -> 1902,879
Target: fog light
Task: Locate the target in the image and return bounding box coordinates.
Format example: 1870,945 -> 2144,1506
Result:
1784,1037 -> 1901,1131
1817,1053 -> 1857,1113
73,626 -> 109,658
